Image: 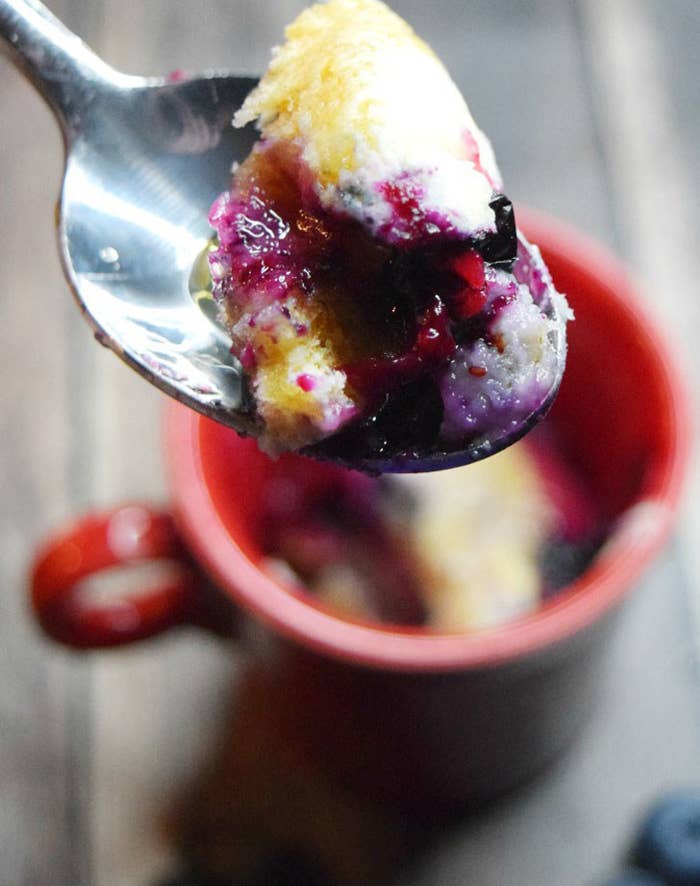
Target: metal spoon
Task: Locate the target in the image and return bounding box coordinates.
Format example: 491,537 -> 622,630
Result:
0,0 -> 566,472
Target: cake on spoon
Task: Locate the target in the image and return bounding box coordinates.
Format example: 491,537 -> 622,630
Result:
209,0 -> 570,457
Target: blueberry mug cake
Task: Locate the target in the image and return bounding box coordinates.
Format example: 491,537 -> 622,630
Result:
208,0 -> 570,457
260,437 -> 601,630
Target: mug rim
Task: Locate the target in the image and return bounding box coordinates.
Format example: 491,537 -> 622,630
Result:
166,210 -> 691,672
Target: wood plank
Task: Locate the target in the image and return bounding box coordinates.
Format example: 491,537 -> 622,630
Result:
397,0 -> 617,244
0,0 -> 93,881
410,0 -> 700,886
2,1 -> 698,884
578,0 -> 700,655
403,3 -> 700,882
76,1 -> 700,883
84,3 -> 247,884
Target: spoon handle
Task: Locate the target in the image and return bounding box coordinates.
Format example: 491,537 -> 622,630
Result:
0,0 -> 121,136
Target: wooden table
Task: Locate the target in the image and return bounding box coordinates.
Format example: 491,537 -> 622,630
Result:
1,2 -> 699,884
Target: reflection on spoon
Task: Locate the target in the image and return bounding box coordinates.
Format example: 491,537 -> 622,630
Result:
0,0 -> 567,472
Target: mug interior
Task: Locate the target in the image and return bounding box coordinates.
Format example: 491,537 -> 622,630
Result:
167,211 -> 690,670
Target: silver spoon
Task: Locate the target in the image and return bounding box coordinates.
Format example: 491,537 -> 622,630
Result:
0,0 -> 566,472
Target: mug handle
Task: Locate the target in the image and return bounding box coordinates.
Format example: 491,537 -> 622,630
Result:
30,504 -> 236,649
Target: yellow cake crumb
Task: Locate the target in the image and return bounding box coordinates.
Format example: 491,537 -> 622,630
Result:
395,446 -> 554,629
234,0 -> 498,191
225,292 -> 358,454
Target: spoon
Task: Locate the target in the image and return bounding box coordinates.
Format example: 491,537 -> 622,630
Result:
0,0 -> 566,472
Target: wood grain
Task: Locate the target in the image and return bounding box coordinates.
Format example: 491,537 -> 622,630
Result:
0,2 -> 698,885
0,0 -> 92,880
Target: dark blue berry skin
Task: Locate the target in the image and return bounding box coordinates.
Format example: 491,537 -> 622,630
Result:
631,791 -> 700,885
598,870 -> 666,885
480,194 -> 517,270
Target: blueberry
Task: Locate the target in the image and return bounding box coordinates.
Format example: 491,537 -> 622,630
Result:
631,790 -> 700,885
538,537 -> 602,596
479,194 -> 517,270
312,376 -> 444,462
597,870 -> 666,885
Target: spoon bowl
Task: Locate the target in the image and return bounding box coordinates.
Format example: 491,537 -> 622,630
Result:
1,0 -> 566,471
59,73 -> 261,435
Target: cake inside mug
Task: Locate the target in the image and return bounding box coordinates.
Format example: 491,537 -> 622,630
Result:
209,0 -> 570,456
259,431 -> 602,631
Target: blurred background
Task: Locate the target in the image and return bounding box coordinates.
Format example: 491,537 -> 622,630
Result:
1,1 -> 699,884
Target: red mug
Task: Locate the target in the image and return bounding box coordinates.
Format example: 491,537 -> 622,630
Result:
30,212 -> 691,812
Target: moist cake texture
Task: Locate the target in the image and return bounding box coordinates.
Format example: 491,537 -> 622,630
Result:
209,0 -> 570,456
